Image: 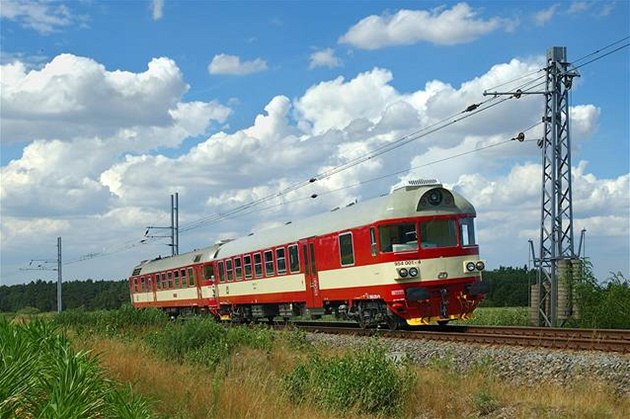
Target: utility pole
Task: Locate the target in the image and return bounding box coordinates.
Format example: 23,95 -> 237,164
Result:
485,46 -> 580,327
21,236 -> 63,313
57,237 -> 62,313
145,193 -> 179,256
534,47 -> 580,327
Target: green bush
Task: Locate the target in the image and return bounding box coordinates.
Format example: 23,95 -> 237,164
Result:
0,317 -> 152,418
145,319 -> 274,369
284,342 -> 416,416
575,262 -> 630,329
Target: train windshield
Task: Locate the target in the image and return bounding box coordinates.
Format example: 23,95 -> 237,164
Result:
379,223 -> 418,253
419,219 -> 457,248
460,217 -> 477,246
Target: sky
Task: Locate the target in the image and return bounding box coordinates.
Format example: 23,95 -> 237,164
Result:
1,0 -> 628,286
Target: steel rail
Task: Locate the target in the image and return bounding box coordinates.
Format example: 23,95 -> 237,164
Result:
286,322 -> 630,354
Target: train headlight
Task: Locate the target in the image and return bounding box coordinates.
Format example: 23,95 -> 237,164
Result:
465,262 -> 476,272
428,190 -> 443,206
476,261 -> 485,271
408,267 -> 418,277
398,268 -> 408,278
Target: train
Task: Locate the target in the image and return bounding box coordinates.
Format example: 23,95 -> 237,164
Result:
129,180 -> 487,328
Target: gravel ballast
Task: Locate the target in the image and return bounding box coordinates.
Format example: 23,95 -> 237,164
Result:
305,332 -> 630,394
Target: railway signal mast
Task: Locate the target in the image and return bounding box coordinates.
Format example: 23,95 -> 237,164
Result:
486,46 -> 581,327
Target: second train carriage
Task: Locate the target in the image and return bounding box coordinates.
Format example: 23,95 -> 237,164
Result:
129,180 -> 487,327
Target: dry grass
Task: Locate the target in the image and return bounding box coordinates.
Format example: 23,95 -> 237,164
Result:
74,333 -> 629,419
406,367 -> 630,418
75,335 -> 338,419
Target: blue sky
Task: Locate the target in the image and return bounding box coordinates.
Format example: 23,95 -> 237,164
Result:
1,0 -> 628,286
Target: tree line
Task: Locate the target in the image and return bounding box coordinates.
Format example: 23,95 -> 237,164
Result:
2,266 -> 628,330
2,267 -> 535,313
0,279 -> 129,313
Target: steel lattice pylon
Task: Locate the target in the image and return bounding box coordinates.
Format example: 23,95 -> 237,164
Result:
535,47 -> 579,327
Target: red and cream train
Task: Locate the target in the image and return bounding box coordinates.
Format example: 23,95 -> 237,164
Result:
129,180 -> 487,327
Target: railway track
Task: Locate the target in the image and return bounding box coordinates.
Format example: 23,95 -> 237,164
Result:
286,321 -> 630,353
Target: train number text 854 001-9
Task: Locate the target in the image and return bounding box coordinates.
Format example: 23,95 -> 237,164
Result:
394,260 -> 420,266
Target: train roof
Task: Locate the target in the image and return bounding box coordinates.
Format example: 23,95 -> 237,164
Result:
217,182 -> 475,258
131,242 -> 222,276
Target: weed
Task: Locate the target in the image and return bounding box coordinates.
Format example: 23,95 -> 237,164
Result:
473,388 -> 500,416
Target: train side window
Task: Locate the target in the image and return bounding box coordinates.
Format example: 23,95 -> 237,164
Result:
264,250 -> 275,277
218,261 -> 225,283
204,265 -> 215,281
339,232 -> 355,266
370,227 -> 377,256
460,217 -> 476,246
288,244 -> 300,273
156,275 -> 161,290
188,268 -> 195,287
276,248 -> 287,274
182,269 -> 188,287
244,255 -> 253,279
174,270 -> 179,288
168,272 -> 173,289
162,273 -> 168,289
234,257 -> 243,280
226,259 -> 233,282
253,253 -> 263,278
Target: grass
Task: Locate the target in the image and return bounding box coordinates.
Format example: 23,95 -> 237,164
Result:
455,306 -> 530,326
55,307 -> 629,418
0,316 -> 152,418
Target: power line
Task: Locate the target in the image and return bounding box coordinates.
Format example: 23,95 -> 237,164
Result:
67,38 -> 627,264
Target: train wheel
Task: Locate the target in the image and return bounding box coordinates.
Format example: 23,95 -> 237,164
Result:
358,314 -> 369,329
385,315 -> 403,331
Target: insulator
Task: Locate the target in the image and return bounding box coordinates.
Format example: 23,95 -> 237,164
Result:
514,89 -> 522,99
310,194 -> 318,199
309,178 -> 317,183
464,103 -> 480,112
513,132 -> 525,142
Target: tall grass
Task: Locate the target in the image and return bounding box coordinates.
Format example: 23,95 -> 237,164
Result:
284,341 -> 416,416
55,304 -> 167,337
145,318 -> 274,368
0,317 -> 152,418
457,306 -> 530,326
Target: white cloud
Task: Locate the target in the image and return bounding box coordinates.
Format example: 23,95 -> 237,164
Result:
534,4 -> 559,26
0,53 -> 231,144
208,54 -> 268,75
568,1 -> 590,14
1,54 -> 623,286
152,0 -> 164,20
309,48 -> 342,69
339,3 -> 512,49
0,0 -> 85,34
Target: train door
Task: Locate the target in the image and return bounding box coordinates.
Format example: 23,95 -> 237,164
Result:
152,274 -> 157,303
203,263 -> 219,310
301,237 -> 322,308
